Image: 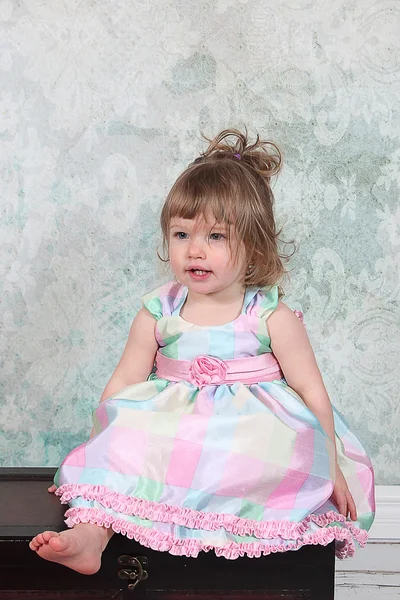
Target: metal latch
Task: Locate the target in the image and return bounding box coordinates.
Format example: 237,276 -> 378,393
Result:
117,555 -> 149,591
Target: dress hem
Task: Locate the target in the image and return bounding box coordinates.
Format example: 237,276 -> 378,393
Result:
64,506 -> 368,559
56,483 -> 369,558
56,483 -> 346,539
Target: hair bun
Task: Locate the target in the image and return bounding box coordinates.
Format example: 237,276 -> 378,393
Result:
196,127 -> 282,180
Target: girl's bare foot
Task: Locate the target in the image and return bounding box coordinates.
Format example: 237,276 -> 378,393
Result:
29,523 -> 113,575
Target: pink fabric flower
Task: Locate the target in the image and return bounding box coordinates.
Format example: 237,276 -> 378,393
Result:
189,355 -> 228,388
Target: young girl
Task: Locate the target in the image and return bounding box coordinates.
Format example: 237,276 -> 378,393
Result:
29,128 -> 375,575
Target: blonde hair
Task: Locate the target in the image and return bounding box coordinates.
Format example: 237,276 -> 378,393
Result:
160,127 -> 293,287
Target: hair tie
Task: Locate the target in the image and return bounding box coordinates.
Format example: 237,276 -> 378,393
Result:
234,153 -> 241,160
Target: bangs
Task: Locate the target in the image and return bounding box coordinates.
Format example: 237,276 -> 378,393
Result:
162,163 -> 243,229
160,162 -> 255,267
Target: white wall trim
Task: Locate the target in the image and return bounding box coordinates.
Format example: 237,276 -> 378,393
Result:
369,485 -> 400,540
335,571 -> 400,598
336,485 -> 400,577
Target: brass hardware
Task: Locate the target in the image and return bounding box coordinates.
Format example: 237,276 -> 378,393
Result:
117,555 -> 148,591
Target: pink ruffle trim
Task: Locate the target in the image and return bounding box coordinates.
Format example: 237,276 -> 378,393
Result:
56,483 -> 350,540
56,483 -> 368,558
64,506 -> 367,559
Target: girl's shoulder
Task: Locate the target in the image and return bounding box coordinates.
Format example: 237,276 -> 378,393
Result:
253,285 -> 304,325
141,280 -> 185,320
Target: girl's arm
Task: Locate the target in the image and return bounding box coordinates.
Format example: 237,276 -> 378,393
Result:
267,301 -> 336,456
267,301 -> 357,520
47,308 -> 158,491
99,307 -> 158,402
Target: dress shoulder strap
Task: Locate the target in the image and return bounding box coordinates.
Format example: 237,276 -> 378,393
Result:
141,280 -> 186,320
247,285 -> 304,324
246,285 -> 279,320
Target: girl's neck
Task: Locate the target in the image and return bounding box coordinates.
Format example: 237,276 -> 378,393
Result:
180,282 -> 247,327
186,281 -> 246,306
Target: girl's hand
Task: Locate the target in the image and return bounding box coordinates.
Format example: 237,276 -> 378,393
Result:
331,464 -> 357,521
48,484 -> 57,493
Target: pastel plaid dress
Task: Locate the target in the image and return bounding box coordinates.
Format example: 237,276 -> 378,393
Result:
54,280 -> 375,559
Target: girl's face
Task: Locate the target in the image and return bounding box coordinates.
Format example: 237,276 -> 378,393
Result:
168,215 -> 247,296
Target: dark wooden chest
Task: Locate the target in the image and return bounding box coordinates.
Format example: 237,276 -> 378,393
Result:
0,469 -> 334,599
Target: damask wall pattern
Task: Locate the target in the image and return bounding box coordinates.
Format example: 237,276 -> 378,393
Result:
1,0 -> 399,484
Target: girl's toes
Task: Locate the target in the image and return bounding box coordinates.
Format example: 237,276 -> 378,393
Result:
48,533 -> 68,552
42,531 -> 59,543
35,533 -> 45,545
29,539 -> 39,551
29,531 -> 59,552
29,533 -> 46,550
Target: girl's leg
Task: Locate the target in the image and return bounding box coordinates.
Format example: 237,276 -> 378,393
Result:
29,523 -> 114,575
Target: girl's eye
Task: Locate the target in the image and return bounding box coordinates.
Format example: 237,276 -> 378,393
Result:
210,233 -> 226,241
174,232 -> 188,239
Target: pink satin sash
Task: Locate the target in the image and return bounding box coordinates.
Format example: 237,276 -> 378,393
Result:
155,350 -> 284,388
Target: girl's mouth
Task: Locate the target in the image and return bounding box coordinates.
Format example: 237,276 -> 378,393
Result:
187,269 -> 212,281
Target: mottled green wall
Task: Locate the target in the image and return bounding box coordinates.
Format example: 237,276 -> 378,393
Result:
1,1 -> 399,483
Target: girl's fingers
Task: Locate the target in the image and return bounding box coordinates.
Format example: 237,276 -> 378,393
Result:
332,468 -> 358,520
48,484 -> 57,493
333,490 -> 347,517
347,491 -> 358,521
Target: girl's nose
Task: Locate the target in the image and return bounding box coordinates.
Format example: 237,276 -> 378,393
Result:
188,237 -> 206,259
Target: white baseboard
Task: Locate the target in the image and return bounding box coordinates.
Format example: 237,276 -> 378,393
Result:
369,485 -> 400,540
336,571 -> 400,599
336,485 -> 400,581
338,539 -> 400,573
